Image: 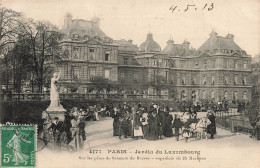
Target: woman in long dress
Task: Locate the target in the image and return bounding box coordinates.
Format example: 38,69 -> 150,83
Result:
49,71 -> 61,108
7,129 -> 31,165
111,107 -> 121,136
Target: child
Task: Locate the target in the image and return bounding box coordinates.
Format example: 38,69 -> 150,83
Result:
182,118 -> 192,143
172,114 -> 183,141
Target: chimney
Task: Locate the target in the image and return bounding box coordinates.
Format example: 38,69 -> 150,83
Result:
182,39 -> 190,49
91,17 -> 100,27
128,39 -> 133,44
209,30 -> 218,38
167,39 -> 174,44
226,33 -> 234,41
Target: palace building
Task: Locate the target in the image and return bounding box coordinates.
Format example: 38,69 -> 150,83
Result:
55,13 -> 252,102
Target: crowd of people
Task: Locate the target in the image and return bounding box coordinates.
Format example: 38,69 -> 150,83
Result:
42,107 -> 88,150
111,102 -> 216,142
40,101 -> 217,150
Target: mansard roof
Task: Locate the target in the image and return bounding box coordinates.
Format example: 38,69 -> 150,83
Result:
161,39 -> 194,56
197,31 -> 246,55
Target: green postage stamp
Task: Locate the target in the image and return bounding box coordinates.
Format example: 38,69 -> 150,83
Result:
0,125 -> 37,167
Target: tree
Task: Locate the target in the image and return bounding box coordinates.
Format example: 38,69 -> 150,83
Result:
0,7 -> 22,52
18,19 -> 67,92
0,7 -> 23,91
148,75 -> 169,96
88,76 -> 117,96
9,34 -> 32,96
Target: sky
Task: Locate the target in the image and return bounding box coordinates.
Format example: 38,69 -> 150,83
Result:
2,0 -> 260,56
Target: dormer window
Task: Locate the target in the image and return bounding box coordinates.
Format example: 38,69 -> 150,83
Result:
72,34 -> 79,40
84,35 -> 90,41
230,50 -> 234,54
94,36 -> 100,41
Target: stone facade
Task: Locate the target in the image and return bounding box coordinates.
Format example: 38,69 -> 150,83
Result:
55,14 -> 252,102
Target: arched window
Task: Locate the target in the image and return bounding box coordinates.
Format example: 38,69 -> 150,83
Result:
224,76 -> 229,85
243,62 -> 247,69
211,91 -> 215,99
203,76 -> 207,85
243,91 -> 247,100
191,90 -> 196,99
202,90 -> 206,99
224,91 -> 228,99
181,90 -> 186,100
233,91 -> 238,100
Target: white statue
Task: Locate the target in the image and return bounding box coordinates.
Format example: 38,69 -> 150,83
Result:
46,70 -> 65,111
50,70 -> 61,107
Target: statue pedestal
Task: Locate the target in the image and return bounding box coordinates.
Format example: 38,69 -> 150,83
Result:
43,105 -> 67,122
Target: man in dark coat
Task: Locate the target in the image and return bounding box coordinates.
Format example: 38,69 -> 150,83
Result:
147,110 -> 159,140
207,111 -> 216,139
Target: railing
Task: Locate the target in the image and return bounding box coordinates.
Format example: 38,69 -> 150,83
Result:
215,108 -> 240,117
0,93 -> 170,101
216,115 -> 253,135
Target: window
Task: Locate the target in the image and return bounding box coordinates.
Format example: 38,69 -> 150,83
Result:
121,73 -> 125,81
89,68 -> 96,80
224,91 -> 228,99
73,47 -> 80,59
180,61 -> 186,68
153,70 -> 156,81
195,63 -> 199,69
89,48 -> 95,61
234,91 -> 238,100
211,91 -> 215,99
243,91 -> 247,100
202,90 -> 206,99
191,90 -> 196,99
224,59 -> 227,68
212,59 -> 216,68
242,76 -> 246,85
243,62 -> 247,69
134,73 -> 138,83
84,35 -> 89,41
234,75 -> 238,85
224,76 -> 229,85
73,34 -> 79,40
166,71 -> 169,83
165,60 -> 168,67
211,76 -> 215,85
181,75 -> 186,85
235,61 -> 238,69
181,90 -> 186,100
104,70 -> 110,80
105,53 -> 109,61
191,75 -> 196,85
72,67 -> 80,79
123,57 -> 128,65
226,60 -> 230,68
204,60 -> 207,69
203,76 -> 207,85
153,60 -> 157,66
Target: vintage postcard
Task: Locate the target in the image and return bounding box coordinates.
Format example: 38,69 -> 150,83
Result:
0,0 -> 259,167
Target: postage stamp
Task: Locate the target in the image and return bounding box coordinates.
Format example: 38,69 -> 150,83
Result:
0,125 -> 37,167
